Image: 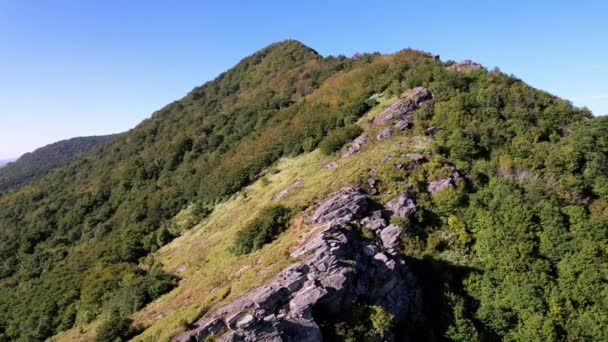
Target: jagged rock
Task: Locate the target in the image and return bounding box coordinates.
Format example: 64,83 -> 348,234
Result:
376,127 -> 393,141
372,100 -> 416,126
322,161 -> 337,169
341,133 -> 368,157
400,86 -> 432,105
273,177 -> 303,200
427,178 -> 451,194
379,224 -> 403,250
386,190 -> 417,218
373,87 -> 431,127
427,170 -> 460,194
447,60 -> 484,72
367,177 -> 378,195
426,126 -> 438,135
174,189 -> 421,342
360,210 -> 389,231
381,155 -> 393,163
312,187 -> 370,224
406,153 -> 425,163
395,119 -> 411,130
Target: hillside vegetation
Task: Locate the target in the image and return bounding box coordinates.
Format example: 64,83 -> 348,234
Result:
0,41 -> 606,342
0,135 -> 116,194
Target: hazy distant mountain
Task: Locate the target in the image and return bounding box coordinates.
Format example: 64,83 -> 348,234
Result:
0,135 -> 116,193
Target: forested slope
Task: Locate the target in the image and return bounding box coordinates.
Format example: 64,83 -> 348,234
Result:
0,41 -> 606,342
0,135 -> 116,194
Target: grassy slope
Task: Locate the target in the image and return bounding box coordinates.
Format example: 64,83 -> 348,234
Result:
53,96 -> 431,341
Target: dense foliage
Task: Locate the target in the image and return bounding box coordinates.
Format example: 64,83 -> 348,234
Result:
319,124 -> 363,155
0,40 -> 405,341
0,40 -> 605,341
231,205 -> 293,255
0,135 -> 116,193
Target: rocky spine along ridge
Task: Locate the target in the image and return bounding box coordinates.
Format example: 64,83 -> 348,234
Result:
175,187 -> 422,341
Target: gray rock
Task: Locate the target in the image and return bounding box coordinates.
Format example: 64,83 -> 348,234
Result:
401,86 -> 432,105
386,191 -> 417,218
342,133 -> 368,157
174,189 -> 421,342
447,60 -> 484,72
426,126 -> 438,135
372,100 -> 416,126
360,210 -> 389,231
427,178 -> 452,194
427,170 -> 460,194
406,153 -> 425,163
376,127 -> 393,141
367,177 -> 378,195
379,224 -> 403,250
381,155 -> 393,163
312,187 -> 370,224
395,119 -> 411,130
322,161 -> 337,169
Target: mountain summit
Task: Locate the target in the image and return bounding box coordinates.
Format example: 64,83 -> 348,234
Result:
0,42 -> 606,342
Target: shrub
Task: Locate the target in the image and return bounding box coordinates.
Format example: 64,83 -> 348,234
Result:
95,311 -> 133,342
231,205 -> 293,255
319,125 -> 363,155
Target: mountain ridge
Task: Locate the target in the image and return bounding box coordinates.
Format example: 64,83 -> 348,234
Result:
0,41 -> 606,342
0,134 -> 117,194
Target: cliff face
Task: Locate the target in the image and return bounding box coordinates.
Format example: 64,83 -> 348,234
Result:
175,187 -> 421,341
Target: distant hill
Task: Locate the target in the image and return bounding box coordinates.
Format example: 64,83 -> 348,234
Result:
0,159 -> 16,167
0,135 -> 117,193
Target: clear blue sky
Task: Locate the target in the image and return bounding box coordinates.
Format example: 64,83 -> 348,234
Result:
1,0 -> 607,159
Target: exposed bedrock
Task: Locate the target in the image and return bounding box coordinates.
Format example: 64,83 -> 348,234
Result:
174,188 -> 421,342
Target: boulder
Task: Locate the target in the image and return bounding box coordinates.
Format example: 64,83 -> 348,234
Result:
360,210 -> 390,231
312,187 -> 370,224
376,127 -> 393,141
379,224 -> 403,250
406,153 -> 425,163
401,86 -> 432,106
373,87 -> 431,127
322,161 -> 337,169
342,133 -> 368,157
385,190 -> 417,218
367,177 -> 378,195
372,100 -> 416,126
394,119 -> 411,130
427,170 -> 460,194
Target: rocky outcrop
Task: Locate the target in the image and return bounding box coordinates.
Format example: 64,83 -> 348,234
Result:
427,169 -> 461,194
174,188 -> 421,342
376,127 -> 393,141
385,189 -> 417,219
341,133 -> 368,157
447,60 -> 484,72
373,87 -> 431,129
406,153 -> 425,163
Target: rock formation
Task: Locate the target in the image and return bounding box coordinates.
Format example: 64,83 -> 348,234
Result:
372,87 -> 432,129
341,133 -> 368,157
174,188 -> 421,342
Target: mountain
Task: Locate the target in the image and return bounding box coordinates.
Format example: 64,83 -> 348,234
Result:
0,41 -> 606,342
0,158 -> 16,167
0,135 -> 117,194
